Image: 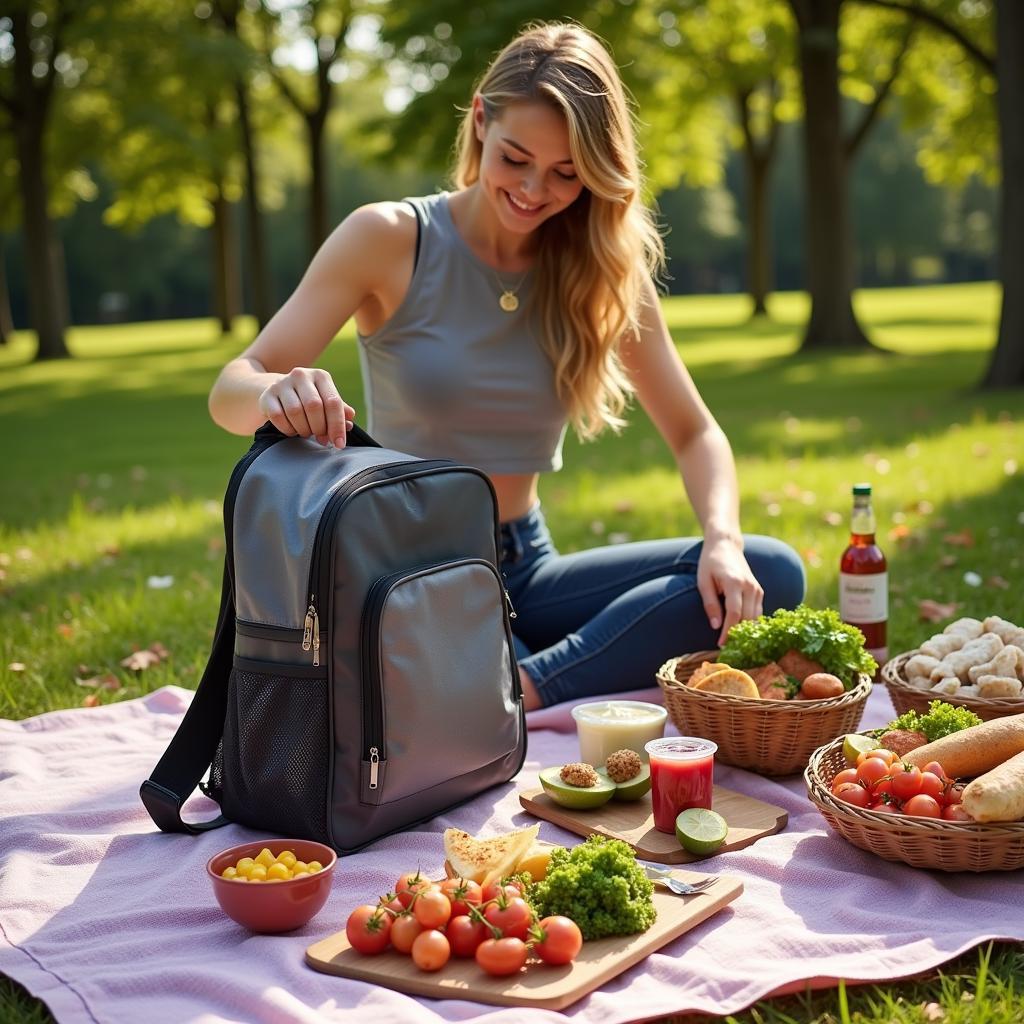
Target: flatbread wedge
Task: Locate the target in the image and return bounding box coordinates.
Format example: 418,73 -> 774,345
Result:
692,667 -> 760,699
442,824 -> 540,885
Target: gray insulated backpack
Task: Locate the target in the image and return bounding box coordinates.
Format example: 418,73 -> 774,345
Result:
141,423 -> 527,852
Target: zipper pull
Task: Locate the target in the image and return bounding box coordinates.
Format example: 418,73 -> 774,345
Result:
504,588 -> 517,620
311,604 -> 320,667
369,747 -> 379,790
302,603 -> 315,651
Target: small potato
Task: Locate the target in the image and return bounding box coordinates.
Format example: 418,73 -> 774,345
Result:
799,672 -> 845,699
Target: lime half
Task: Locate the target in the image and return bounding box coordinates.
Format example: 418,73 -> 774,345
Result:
842,733 -> 880,766
675,808 -> 729,856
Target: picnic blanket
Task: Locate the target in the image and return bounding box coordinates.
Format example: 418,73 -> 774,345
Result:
2,683 -> 1023,1024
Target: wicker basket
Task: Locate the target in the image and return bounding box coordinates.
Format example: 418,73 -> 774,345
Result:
805,736 -> 1024,871
656,651 -> 872,776
883,650 -> 1024,722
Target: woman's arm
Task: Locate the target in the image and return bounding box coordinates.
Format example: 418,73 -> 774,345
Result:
208,202 -> 416,446
620,276 -> 763,643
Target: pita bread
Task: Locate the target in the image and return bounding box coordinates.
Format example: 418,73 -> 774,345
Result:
688,661 -> 723,687
692,667 -> 760,698
442,824 -> 540,885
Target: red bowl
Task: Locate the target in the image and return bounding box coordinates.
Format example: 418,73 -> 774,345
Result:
207,838 -> 337,933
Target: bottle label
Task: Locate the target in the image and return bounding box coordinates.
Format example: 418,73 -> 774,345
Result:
839,571 -> 888,625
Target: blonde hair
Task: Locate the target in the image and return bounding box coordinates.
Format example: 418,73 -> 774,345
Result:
452,22 -> 664,439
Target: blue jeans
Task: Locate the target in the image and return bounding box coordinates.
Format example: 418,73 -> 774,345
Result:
500,505 -> 806,707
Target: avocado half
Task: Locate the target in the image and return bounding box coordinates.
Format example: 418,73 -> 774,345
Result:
597,764 -> 652,801
539,766 -> 616,809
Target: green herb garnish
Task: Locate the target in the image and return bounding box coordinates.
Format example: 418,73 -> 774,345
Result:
888,700 -> 982,743
717,604 -> 877,687
530,835 -> 656,940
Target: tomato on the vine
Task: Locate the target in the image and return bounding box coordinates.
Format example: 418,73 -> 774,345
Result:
447,915 -> 489,958
484,896 -> 533,941
834,782 -> 871,808
390,912 -> 425,954
858,748 -> 897,767
890,764 -> 923,801
855,757 -> 891,788
922,760 -> 948,782
411,929 -> 451,972
481,879 -> 524,904
531,916 -> 583,965
833,768 -> 860,789
395,871 -> 433,908
346,905 -> 392,956
918,771 -> 945,801
476,936 -> 529,976
945,782 -> 966,806
903,793 -> 943,818
440,877 -> 483,918
412,887 -> 452,929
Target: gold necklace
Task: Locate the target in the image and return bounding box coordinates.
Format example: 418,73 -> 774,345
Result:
493,266 -> 530,313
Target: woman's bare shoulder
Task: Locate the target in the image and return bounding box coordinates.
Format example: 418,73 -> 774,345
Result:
333,201 -> 417,260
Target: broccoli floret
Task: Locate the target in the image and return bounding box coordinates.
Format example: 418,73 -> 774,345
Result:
530,835 -> 656,940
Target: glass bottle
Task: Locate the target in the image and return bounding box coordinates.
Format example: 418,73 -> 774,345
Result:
839,483 -> 888,666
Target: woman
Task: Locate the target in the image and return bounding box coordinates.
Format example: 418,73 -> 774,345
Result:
208,22 -> 805,710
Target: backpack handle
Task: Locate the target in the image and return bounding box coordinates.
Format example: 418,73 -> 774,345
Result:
255,420 -> 382,448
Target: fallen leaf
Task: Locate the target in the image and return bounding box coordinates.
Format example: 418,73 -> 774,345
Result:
75,673 -> 121,692
56,623 -> 75,639
937,555 -> 958,569
612,500 -> 634,514
922,1003 -> 945,1021
81,694 -> 101,708
943,529 -> 975,547
148,642 -> 170,660
76,664 -> 92,676
918,599 -> 961,623
971,443 -> 990,458
8,662 -> 26,672
120,649 -> 162,672
98,543 -> 121,557
987,576 -> 1010,590
888,524 -> 911,541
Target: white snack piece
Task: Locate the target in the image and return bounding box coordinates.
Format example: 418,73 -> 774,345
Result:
982,615 -> 1023,643
930,634 -> 1005,683
944,617 -> 984,640
968,645 -> 1024,684
919,634 -> 964,660
957,685 -> 980,698
905,654 -> 942,682
930,677 -> 962,695
976,676 -> 1024,699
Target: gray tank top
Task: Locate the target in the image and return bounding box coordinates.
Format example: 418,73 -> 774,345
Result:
356,191 -> 568,474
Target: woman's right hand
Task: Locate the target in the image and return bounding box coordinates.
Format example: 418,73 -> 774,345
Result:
257,367 -> 356,448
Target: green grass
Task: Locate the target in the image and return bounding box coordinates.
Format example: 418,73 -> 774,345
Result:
1,281 -> 1023,1022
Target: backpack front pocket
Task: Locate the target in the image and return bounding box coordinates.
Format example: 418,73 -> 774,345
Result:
359,559 -> 519,805
220,656 -> 330,842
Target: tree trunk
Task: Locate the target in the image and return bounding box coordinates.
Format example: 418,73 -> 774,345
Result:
0,236 -> 13,344
792,0 -> 872,350
211,189 -> 241,336
308,109 -> 329,260
746,152 -> 772,318
11,11 -> 68,360
981,0 -> 1024,387
235,80 -> 273,329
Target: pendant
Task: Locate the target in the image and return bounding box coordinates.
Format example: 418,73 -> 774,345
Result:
499,291 -> 519,313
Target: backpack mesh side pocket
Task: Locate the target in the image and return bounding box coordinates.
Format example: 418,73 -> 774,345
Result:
220,663 -> 330,844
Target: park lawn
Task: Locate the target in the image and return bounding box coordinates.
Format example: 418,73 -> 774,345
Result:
1,280 -> 1023,1022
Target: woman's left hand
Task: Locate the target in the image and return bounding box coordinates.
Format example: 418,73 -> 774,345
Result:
696,537 -> 764,647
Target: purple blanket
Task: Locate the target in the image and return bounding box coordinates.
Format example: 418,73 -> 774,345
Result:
2,684 -> 1022,1023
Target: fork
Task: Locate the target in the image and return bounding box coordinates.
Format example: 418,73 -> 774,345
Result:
641,865 -> 719,895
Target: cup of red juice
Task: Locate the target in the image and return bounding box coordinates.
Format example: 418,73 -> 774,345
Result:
644,736 -> 718,834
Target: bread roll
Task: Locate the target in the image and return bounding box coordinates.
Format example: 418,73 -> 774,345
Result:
944,617 -> 984,640
902,714 -> 1024,777
961,750 -> 1024,823
919,634 -> 963,659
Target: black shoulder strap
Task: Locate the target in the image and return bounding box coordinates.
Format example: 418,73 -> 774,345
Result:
139,560 -> 235,833
140,421 -> 382,834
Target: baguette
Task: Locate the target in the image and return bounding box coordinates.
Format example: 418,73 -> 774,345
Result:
961,750 -> 1024,823
902,713 -> 1024,777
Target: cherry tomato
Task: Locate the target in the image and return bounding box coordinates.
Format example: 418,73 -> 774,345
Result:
918,771 -> 945,801
389,912 -> 425,954
856,758 -> 891,788
531,916 -> 583,965
412,888 -> 452,929
484,896 -> 533,941
858,748 -> 897,767
890,764 -> 923,801
923,761 -> 948,782
832,768 -> 860,789
873,777 -> 895,801
869,801 -> 899,814
440,877 -> 483,918
481,880 -> 524,904
411,929 -> 451,972
834,782 -> 871,808
395,871 -> 432,908
903,794 -> 943,818
346,905 -> 392,956
448,914 -> 489,958
476,936 -> 529,976
378,893 -> 405,916
943,802 -> 974,822
945,782 -> 966,806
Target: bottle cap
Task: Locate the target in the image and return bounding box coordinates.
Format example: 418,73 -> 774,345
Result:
852,483 -> 872,496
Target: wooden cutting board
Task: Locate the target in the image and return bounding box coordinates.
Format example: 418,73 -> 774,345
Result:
519,783 -> 787,864
305,872 -> 742,1010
